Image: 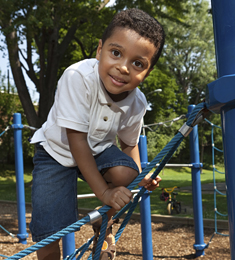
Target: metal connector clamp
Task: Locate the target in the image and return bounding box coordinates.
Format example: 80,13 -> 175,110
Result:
179,122 -> 193,137
191,106 -> 209,127
88,209 -> 102,224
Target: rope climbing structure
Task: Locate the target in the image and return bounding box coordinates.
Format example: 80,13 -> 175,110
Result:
204,118 -> 228,241
4,103 -> 208,260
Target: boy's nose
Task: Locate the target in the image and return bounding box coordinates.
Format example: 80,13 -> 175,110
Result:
116,61 -> 129,75
120,65 -> 129,74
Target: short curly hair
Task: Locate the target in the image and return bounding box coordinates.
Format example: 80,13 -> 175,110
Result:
102,8 -> 165,69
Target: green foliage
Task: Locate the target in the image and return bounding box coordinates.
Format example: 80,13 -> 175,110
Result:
0,72 -> 34,165
140,0 -> 219,166
146,113 -> 186,162
199,114 -> 224,168
161,0 -> 216,107
58,4 -> 115,77
139,57 -> 187,161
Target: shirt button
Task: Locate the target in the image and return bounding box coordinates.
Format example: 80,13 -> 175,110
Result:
103,116 -> 108,121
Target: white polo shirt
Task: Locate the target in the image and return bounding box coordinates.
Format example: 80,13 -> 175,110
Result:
31,59 -> 148,167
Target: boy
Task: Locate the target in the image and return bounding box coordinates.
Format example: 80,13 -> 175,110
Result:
30,8 -> 165,260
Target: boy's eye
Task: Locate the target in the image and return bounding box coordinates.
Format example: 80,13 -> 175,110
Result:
111,50 -> 121,57
133,60 -> 143,68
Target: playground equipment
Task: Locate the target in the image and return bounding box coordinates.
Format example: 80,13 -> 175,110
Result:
206,0 -> 235,258
2,105 -> 229,259
2,103 -> 210,260
11,113 -> 28,245
204,118 -> 228,245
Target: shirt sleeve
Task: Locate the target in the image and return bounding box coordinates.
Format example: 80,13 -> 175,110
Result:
55,68 -> 91,133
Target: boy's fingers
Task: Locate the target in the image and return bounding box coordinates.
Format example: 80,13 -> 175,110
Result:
143,177 -> 161,191
112,192 -> 132,210
152,179 -> 157,184
120,187 -> 132,198
115,187 -> 132,203
112,202 -> 122,211
146,177 -> 153,184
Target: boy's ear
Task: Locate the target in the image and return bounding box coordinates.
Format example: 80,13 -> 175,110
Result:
96,39 -> 103,60
142,68 -> 153,82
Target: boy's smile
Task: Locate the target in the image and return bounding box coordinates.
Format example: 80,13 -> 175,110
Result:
96,28 -> 157,102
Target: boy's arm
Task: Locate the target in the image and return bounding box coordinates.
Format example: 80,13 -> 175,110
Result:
119,138 -> 161,191
66,129 -> 132,210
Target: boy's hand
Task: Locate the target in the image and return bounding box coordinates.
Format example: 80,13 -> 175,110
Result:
101,186 -> 133,211
138,172 -> 162,191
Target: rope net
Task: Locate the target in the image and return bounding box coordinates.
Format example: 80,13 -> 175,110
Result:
204,118 -> 228,245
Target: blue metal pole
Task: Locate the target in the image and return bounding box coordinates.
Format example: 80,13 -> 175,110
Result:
220,107 -> 235,258
211,0 -> 235,78
138,135 -> 153,260
13,113 -> 28,244
188,105 -> 206,257
209,0 -> 235,258
62,233 -> 76,259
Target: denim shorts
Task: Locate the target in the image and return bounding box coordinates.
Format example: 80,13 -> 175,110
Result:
29,143 -> 139,242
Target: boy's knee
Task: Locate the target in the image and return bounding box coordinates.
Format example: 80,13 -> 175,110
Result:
103,166 -> 138,187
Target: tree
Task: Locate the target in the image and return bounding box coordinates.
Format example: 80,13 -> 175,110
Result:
161,0 -> 216,113
0,0 -> 113,128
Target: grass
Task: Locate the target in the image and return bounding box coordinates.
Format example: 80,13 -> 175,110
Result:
0,164 -> 228,220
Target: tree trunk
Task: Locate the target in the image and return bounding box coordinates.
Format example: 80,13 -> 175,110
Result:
5,26 -> 39,128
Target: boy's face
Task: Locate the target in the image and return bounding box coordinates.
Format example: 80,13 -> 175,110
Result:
96,28 -> 157,102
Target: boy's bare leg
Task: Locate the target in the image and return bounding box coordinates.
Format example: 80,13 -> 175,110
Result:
37,240 -> 60,260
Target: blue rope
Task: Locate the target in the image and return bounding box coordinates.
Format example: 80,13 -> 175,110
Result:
0,126 -> 11,137
0,225 -> 15,238
204,118 -> 228,242
92,214 -> 108,260
75,237 -> 94,260
6,103 -> 205,260
64,236 -> 94,259
65,243 -> 87,260
6,216 -> 90,259
214,167 -> 224,174
115,192 -> 142,243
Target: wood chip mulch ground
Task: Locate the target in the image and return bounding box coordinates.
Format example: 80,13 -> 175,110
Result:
0,202 -> 230,260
